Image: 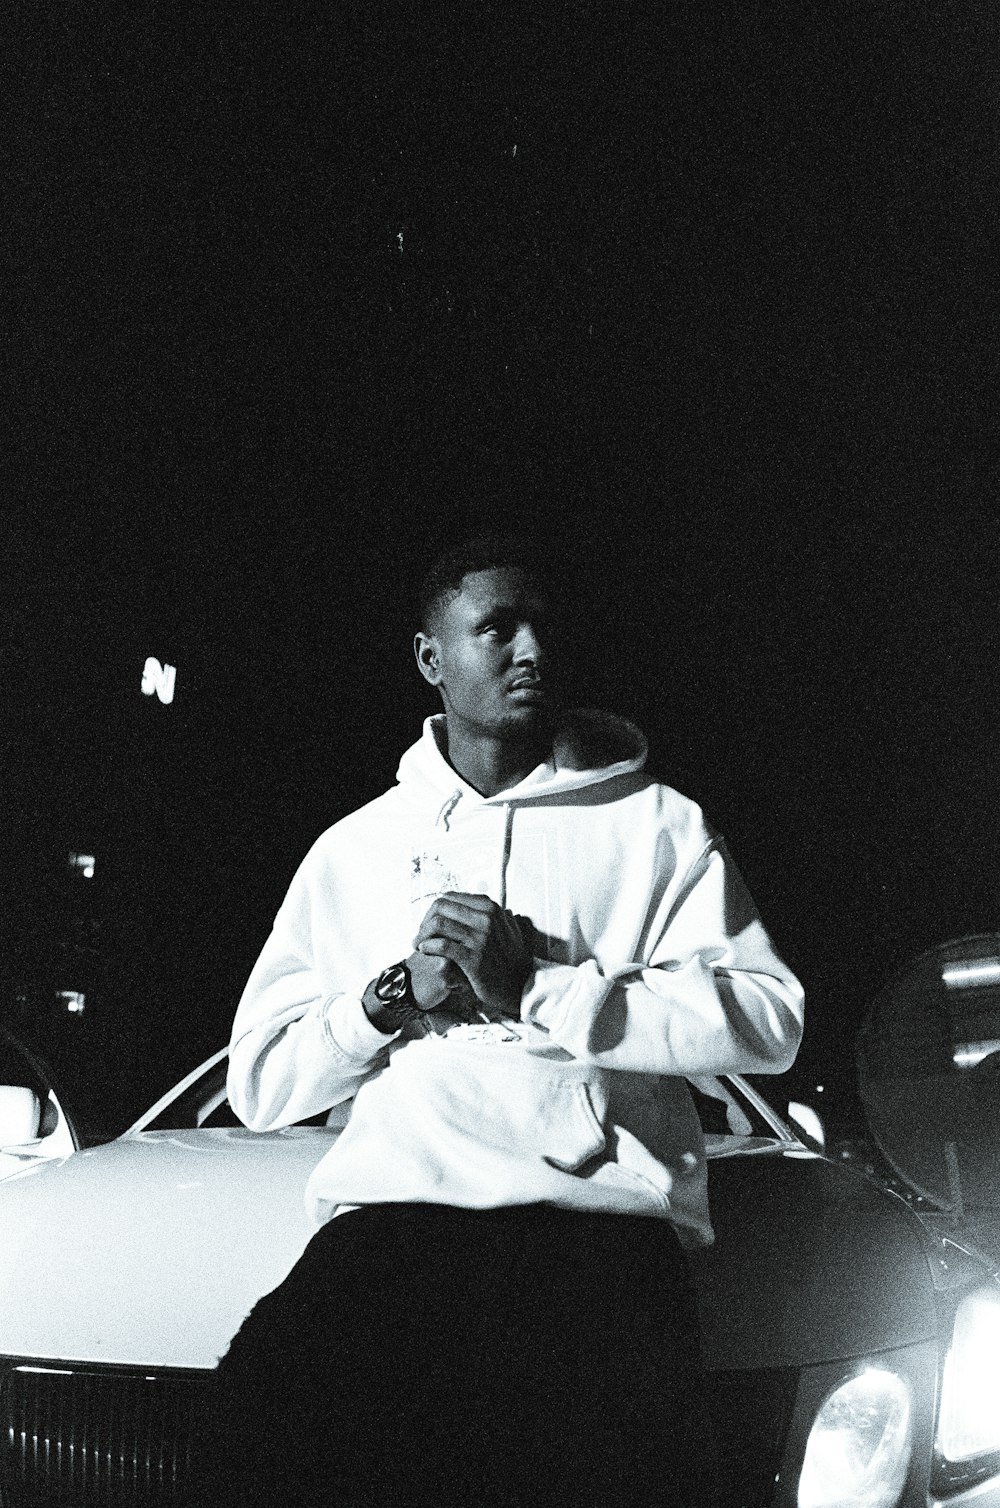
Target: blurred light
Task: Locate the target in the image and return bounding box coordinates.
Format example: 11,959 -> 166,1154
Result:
56,991 -> 86,1014
798,1369 -> 912,1508
953,1040 -> 1000,1069
788,1102 -> 826,1149
938,1290 -> 1000,1461
943,959 -> 1000,990
141,656 -> 176,705
67,851 -> 95,879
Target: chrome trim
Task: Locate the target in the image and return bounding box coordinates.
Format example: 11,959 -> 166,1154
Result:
0,1359 -> 206,1506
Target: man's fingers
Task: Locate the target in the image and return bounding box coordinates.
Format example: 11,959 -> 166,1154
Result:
512,913 -> 536,947
416,893 -> 496,933
437,891 -> 496,912
415,902 -> 489,946
417,916 -> 480,951
417,935 -> 472,964
420,896 -> 492,924
418,910 -> 483,941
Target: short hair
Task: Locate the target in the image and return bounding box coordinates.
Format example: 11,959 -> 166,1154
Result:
417,533 -> 552,631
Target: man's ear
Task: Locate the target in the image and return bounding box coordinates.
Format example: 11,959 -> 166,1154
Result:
414,631 -> 442,687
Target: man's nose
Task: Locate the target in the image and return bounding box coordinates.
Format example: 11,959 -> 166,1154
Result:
513,624 -> 544,666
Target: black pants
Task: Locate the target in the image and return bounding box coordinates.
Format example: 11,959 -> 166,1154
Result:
189,1203 -> 709,1507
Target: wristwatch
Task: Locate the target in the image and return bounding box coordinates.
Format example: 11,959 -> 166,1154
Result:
366,960 -> 420,1028
375,961 -> 416,1010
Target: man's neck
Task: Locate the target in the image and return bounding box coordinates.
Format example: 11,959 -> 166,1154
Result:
443,724 -> 551,799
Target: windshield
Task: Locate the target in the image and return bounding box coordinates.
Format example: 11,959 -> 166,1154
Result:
134,1054 -> 796,1143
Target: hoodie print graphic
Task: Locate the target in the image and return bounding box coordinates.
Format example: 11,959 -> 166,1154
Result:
409,850 -> 463,909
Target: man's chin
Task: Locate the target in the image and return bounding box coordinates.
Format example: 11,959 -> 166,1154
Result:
499,701 -> 556,736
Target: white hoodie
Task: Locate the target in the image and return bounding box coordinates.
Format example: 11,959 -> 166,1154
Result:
228,711 -> 803,1245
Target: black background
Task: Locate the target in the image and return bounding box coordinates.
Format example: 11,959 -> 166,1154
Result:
3,4 -> 997,1133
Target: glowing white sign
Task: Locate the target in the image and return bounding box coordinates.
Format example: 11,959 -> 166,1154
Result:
141,657 -> 176,705
953,1039 -> 1000,1069
942,958 -> 1000,990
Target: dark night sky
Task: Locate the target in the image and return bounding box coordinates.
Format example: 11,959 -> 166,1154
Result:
3,4 -> 998,1127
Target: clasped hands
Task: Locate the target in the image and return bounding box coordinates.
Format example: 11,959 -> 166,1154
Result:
406,892 -> 534,1021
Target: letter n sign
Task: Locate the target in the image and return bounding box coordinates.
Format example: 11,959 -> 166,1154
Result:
141,657 -> 177,705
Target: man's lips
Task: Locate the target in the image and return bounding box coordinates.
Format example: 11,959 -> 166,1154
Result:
507,677 -> 545,698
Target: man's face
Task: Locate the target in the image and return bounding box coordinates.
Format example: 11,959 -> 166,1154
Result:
416,567 -> 557,740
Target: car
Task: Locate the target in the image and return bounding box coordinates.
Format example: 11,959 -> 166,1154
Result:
1,1049 -> 999,1508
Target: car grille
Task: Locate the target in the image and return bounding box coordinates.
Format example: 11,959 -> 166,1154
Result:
0,1358 -> 797,1508
0,1363 -> 204,1507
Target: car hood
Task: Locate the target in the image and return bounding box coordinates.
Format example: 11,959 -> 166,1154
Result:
0,1129 -> 324,1370
696,1145 -> 940,1368
0,1131 -> 941,1373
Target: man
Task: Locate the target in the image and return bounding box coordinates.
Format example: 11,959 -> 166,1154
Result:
195,535 -> 803,1507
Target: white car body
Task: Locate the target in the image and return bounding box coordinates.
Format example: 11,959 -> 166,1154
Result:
2,1047 -> 1000,1508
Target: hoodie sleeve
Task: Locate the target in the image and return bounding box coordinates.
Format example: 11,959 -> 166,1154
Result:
227,854 -> 397,1131
520,838 -> 803,1076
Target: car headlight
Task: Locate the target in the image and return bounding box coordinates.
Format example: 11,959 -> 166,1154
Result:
797,1369 -> 912,1508
937,1288 -> 1000,1465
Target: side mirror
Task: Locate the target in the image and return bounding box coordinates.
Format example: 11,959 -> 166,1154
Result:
858,933 -> 1000,1210
787,1101 -> 826,1151
0,1085 -> 43,1147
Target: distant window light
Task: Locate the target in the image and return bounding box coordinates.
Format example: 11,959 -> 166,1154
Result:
943,958 -> 1000,990
56,990 -> 86,1015
141,657 -> 177,705
953,1039 -> 1000,1069
68,852 -> 96,879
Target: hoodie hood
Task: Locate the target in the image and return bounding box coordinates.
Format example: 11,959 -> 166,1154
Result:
395,709 -> 649,812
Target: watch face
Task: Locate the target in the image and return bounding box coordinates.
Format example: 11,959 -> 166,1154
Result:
376,963 -> 409,1003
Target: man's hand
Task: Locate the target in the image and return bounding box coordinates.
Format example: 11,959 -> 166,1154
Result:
404,950 -> 466,1012
413,893 -> 533,1019
362,953 -> 465,1035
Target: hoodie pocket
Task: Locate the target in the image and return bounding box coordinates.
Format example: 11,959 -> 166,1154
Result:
309,1049 -> 619,1216
386,1047 -> 609,1182
542,1082 -> 606,1173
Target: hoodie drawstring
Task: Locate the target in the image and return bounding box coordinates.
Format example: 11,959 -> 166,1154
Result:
500,803 -> 513,910
431,793 -> 513,905
437,791 -> 462,832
